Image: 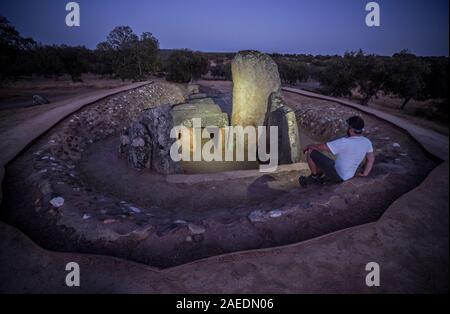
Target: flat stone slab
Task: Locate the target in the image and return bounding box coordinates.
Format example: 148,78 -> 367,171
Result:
172,102 -> 222,114
188,97 -> 218,105
166,162 -> 309,184
187,84 -> 200,94
172,111 -> 229,128
188,93 -> 208,100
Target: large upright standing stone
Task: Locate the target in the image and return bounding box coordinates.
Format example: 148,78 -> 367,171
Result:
266,91 -> 302,164
231,51 -> 281,127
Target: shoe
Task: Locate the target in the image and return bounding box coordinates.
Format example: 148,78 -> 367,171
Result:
299,174 -> 325,187
299,176 -> 308,187
314,173 -> 326,185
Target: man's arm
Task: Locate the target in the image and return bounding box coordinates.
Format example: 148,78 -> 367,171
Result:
358,152 -> 375,177
303,143 -> 331,154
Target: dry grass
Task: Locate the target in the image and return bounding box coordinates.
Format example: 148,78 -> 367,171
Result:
346,90 -> 449,136
0,74 -> 134,135
0,74 -> 132,109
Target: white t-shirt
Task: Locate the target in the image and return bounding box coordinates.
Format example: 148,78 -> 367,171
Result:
326,136 -> 374,181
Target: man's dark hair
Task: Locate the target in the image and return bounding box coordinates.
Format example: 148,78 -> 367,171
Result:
346,116 -> 365,133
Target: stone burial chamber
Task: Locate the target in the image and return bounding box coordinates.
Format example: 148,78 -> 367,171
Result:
119,50 -> 302,175
119,92 -> 230,175
0,60 -> 438,271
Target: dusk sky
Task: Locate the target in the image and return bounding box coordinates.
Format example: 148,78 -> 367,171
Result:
1,0 -> 448,56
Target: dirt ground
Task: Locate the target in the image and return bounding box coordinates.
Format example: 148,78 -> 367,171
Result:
79,136 -> 305,211
368,100 -> 449,136
341,91 -> 448,136
0,75 -> 132,135
0,74 -> 131,109
0,161 -> 447,293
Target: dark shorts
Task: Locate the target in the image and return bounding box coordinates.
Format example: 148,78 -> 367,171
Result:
310,150 -> 343,183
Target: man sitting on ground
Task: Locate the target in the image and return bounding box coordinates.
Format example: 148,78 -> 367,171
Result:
299,116 -> 375,186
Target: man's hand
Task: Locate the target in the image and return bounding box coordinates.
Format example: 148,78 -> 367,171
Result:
303,143 -> 331,154
303,145 -> 313,154
358,152 -> 375,178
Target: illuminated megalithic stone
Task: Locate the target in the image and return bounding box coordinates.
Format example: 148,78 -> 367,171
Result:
231,51 -> 281,127
266,91 -> 302,164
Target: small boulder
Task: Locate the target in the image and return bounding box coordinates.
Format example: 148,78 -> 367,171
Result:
188,223 -> 206,235
187,84 -> 200,95
248,210 -> 267,223
49,196 -> 64,208
33,95 -> 50,106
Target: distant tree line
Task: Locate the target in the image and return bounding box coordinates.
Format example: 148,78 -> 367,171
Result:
210,62 -> 232,81
0,16 -> 159,83
96,26 -> 160,80
314,50 -> 449,109
164,49 -> 209,83
1,15 -> 448,120
271,50 -> 448,113
0,15 -> 212,85
277,61 -> 310,85
206,51 -> 448,114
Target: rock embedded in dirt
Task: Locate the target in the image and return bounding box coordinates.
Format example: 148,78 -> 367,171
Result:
129,206 -> 141,214
32,95 -> 50,106
49,196 -> 64,208
269,210 -> 283,218
192,234 -> 204,243
188,223 -> 206,235
231,50 -> 282,127
187,84 -> 200,95
82,213 -> 91,220
248,210 -> 267,223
